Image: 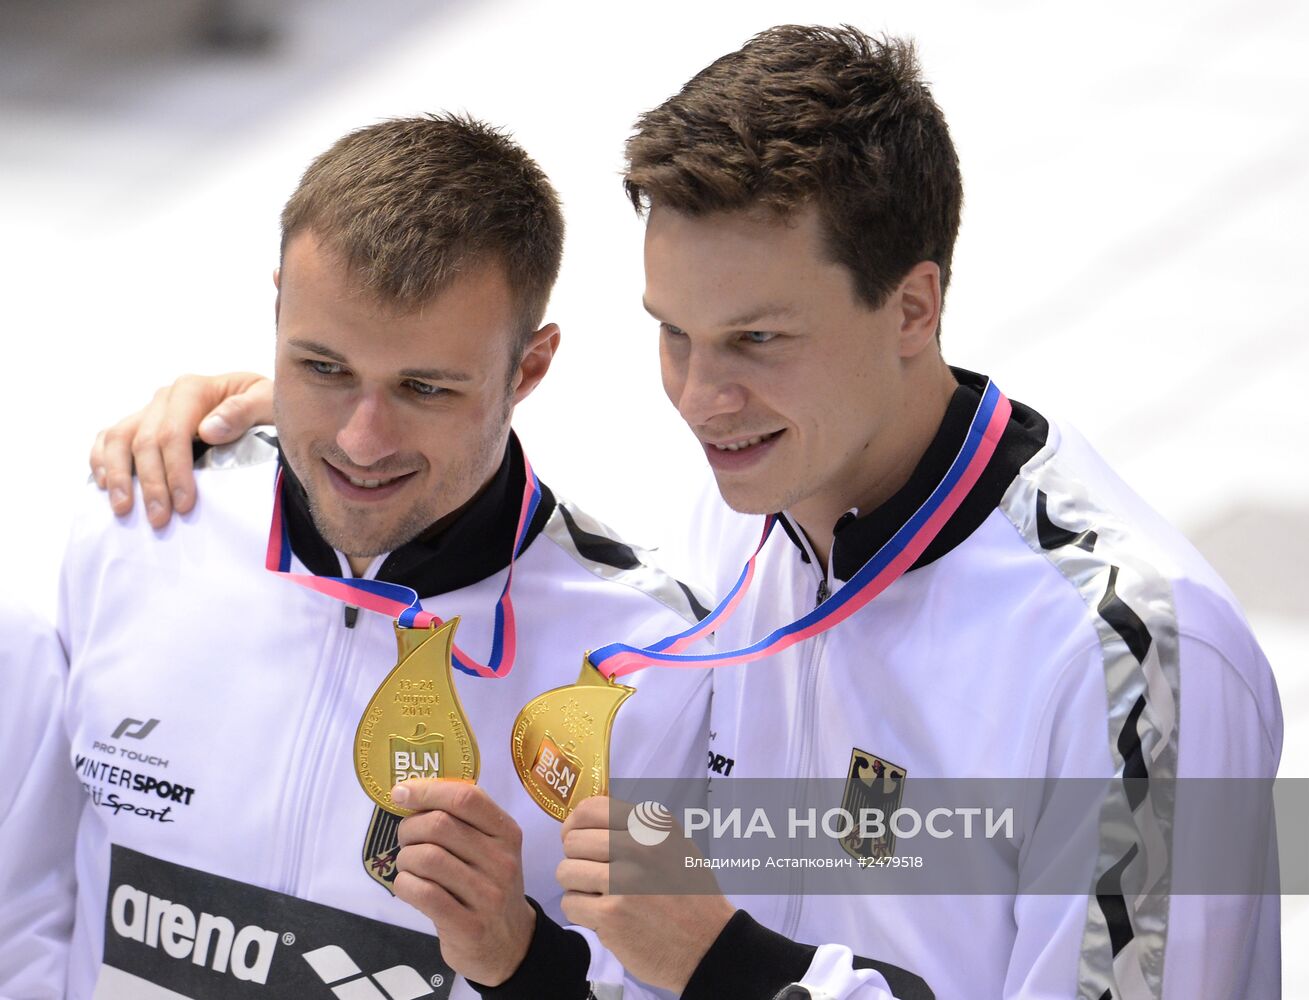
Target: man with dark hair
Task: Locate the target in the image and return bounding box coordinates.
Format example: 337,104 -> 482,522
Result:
90,25 -> 1280,1000
623,27 -> 961,314
550,26 -> 1279,1000
48,114 -> 715,1000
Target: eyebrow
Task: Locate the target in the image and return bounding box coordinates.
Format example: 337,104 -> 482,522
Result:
289,339 -> 474,382
641,301 -> 795,329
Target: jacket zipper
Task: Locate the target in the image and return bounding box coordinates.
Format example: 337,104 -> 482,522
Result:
280,550 -> 370,896
779,515 -> 835,939
281,611 -> 356,895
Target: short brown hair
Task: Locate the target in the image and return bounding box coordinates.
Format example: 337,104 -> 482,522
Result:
281,114 -> 564,341
625,26 -> 962,312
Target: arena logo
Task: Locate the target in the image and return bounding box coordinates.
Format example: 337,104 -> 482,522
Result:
303,945 -> 435,1000
102,846 -> 456,997
110,883 -> 280,984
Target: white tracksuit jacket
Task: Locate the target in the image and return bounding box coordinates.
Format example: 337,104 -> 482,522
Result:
575,373 -> 1282,1000
52,432 -> 713,1000
0,598 -> 83,1000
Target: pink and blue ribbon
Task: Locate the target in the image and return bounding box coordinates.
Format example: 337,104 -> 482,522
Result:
592,380 -> 1012,679
265,456 -> 542,679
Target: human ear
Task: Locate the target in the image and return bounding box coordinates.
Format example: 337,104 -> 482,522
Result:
896,261 -> 942,358
510,323 -> 561,404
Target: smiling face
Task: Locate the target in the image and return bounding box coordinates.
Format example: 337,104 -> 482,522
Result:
646,203 -> 949,538
273,231 -> 553,568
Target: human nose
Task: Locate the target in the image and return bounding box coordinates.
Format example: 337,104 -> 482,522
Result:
662,340 -> 747,428
336,391 -> 399,468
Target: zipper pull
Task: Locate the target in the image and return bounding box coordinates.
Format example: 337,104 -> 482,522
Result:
343,605 -> 359,629
819,509 -> 855,609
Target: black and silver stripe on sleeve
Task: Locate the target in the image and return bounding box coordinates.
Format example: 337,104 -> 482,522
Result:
1003,454 -> 1180,1000
546,499 -> 715,626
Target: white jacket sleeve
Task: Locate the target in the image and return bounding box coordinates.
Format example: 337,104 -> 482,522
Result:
0,600 -> 82,1000
1158,631 -> 1281,999
1002,630 -> 1281,1000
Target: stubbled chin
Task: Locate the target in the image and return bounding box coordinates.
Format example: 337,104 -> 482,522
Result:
712,478 -> 781,517
308,499 -> 392,553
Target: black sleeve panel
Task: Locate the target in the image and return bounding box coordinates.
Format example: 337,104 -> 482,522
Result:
682,910 -> 817,999
469,897 -> 592,1000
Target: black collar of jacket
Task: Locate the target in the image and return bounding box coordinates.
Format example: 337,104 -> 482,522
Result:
278,431 -> 556,597
778,368 -> 1049,581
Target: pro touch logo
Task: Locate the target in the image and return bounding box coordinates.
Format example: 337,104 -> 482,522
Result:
110,883 -> 279,984
304,945 -> 436,999
628,800 -> 674,846
112,717 -> 160,740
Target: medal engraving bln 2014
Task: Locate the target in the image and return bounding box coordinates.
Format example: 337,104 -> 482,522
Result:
354,618 -> 480,818
511,657 -> 634,821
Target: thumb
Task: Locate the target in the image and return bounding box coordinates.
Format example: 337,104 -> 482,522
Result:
198,384 -> 269,444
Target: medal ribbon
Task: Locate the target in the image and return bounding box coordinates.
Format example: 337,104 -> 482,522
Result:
265,456 -> 543,678
590,379 -> 1012,679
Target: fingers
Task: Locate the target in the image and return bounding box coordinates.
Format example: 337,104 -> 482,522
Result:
90,431 -> 108,489
133,382 -> 200,528
392,780 -> 527,908
392,780 -> 519,842
395,841 -> 483,909
397,802 -> 502,869
99,418 -> 140,516
394,797 -> 528,941
556,857 -> 610,896
562,826 -> 611,863
560,890 -> 598,929
561,795 -> 621,838
198,374 -> 273,444
88,371 -> 273,526
93,385 -> 182,523
150,373 -> 272,519
393,867 -> 470,926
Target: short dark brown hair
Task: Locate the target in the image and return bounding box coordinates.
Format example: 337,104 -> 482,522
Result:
625,26 -> 962,313
281,114 -> 564,342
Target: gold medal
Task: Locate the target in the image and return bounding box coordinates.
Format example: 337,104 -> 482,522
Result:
511,657 -> 635,821
354,617 -> 479,817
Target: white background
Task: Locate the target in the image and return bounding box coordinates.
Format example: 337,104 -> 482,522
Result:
2,0 -> 1305,983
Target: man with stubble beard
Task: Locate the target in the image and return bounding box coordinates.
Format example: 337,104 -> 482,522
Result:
48,114 -> 715,1000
